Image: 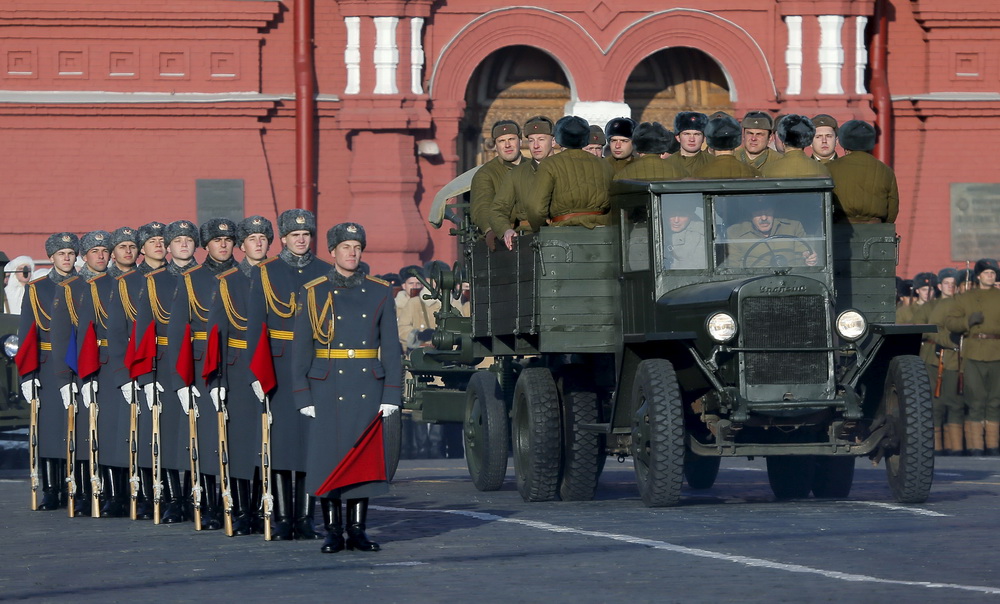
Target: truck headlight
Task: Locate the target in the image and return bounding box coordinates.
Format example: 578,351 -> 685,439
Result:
707,312 -> 737,343
836,310 -> 866,341
1,334 -> 18,359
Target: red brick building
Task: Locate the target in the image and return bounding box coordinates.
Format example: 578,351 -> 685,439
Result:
0,0 -> 997,276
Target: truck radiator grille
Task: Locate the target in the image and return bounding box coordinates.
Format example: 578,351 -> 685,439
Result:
741,295 -> 829,385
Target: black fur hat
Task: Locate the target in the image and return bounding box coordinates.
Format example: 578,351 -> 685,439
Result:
554,115 -> 591,149
777,114 -> 816,150
80,230 -> 112,253
588,125 -> 606,147
604,117 -> 637,140
199,218 -> 237,248
937,268 -> 958,283
632,122 -> 672,155
137,221 -> 166,249
912,272 -> 938,290
278,209 -> 316,237
45,232 -> 79,257
237,215 -> 274,246
400,265 -> 424,281
839,120 -> 876,152
704,115 -> 742,151
164,220 -> 200,247
327,222 -> 366,252
380,272 -> 401,287
974,258 -> 1000,277
110,226 -> 138,249
674,111 -> 708,134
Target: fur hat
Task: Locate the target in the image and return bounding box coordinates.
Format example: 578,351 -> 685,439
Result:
704,115 -> 742,151
199,218 -> 237,248
164,220 -> 200,247
380,272 -> 401,287
632,122 -> 672,155
741,111 -> 774,131
604,117 -> 637,140
327,222 -> 366,252
523,116 -> 554,136
400,265 -> 424,281
80,230 -> 112,253
664,132 -> 680,155
674,111 -> 708,134
554,115 -> 591,149
137,221 -> 166,249
937,268 -> 958,283
109,226 -> 138,249
812,114 -> 839,133
45,232 -> 80,257
974,258 -> 1000,277
588,125 -> 606,147
777,114 -> 816,150
237,215 -> 274,246
709,111 -> 732,120
491,120 -> 520,140
278,209 -> 316,237
912,272 -> 938,290
839,120 -> 876,152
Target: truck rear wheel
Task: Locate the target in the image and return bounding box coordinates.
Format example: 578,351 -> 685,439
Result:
512,367 -> 561,502
683,449 -> 721,490
766,456 -> 814,499
557,367 -> 602,501
464,371 -> 509,492
811,456 -> 855,498
883,355 -> 934,503
631,359 -> 685,507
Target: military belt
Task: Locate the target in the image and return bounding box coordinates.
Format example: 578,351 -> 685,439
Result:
269,329 -> 294,340
40,342 -> 52,351
156,336 -> 169,346
227,338 -> 247,349
314,348 -> 378,359
550,210 -> 606,223
98,339 -> 108,347
975,334 -> 1000,340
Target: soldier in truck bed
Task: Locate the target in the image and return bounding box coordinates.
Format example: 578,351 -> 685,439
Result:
470,120 -> 523,248
827,120 -> 899,224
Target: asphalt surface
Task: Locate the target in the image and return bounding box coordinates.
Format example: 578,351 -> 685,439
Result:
2,454 -> 1000,603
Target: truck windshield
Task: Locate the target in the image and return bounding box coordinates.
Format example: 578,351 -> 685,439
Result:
660,193 -> 708,270
712,192 -> 827,270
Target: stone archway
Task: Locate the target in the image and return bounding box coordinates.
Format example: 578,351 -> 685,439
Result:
625,47 -> 733,126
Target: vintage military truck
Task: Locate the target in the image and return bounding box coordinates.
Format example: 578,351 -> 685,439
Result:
406,176 -> 933,506
0,312 -> 28,434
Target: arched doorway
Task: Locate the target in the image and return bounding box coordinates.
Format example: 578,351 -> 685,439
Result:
461,46 -> 571,172
624,48 -> 732,126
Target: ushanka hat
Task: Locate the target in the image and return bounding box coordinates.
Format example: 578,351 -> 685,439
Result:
199,218 -> 237,248
704,115 -> 742,151
327,222 -> 366,251
974,258 -> 1000,277
237,215 -> 274,246
776,114 -> 816,149
110,226 -> 138,249
45,232 -> 80,257
164,220 -> 200,247
554,115 -> 591,149
839,120 -> 876,152
80,230 -> 112,253
674,111 -> 708,134
604,117 -> 637,140
137,221 -> 166,248
278,209 -> 316,237
632,122 -> 673,155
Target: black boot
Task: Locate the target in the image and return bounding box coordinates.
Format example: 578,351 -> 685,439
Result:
293,472 -> 320,540
345,498 -> 380,552
100,467 -> 127,518
161,469 -> 185,524
250,472 -> 266,534
320,499 -> 344,553
136,468 -> 154,520
231,478 -> 253,536
38,458 -> 61,510
271,470 -> 293,540
73,461 -> 91,517
199,475 -> 221,530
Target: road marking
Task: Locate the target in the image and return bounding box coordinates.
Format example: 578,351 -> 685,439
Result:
374,505 -> 997,595
374,561 -> 428,567
841,501 -> 949,517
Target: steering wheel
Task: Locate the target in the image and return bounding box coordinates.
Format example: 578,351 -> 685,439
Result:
741,235 -> 815,268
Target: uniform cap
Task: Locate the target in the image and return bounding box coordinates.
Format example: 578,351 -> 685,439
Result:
327,222 -> 366,252
523,116 -> 554,136
45,232 -> 80,257
491,120 -> 520,140
278,209 -> 316,238
812,114 -> 839,133
588,125 -> 607,147
741,111 -> 774,131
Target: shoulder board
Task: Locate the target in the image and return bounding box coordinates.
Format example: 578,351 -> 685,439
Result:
147,267 -> 167,277
217,267 -> 240,280
62,275 -> 80,286
182,265 -> 201,276
304,276 -> 328,290
259,256 -> 279,266
88,273 -> 107,283
28,275 -> 47,285
365,275 -> 390,287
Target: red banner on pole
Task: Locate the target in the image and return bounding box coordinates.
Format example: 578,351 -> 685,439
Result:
314,412 -> 386,496
176,324 -> 194,387
78,321 -> 101,380
14,321 -> 39,377
249,323 -> 276,394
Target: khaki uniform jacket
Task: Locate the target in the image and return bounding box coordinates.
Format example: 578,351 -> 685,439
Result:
895,302 -> 914,325
813,152 -> 839,164
486,158 -> 539,236
607,155 -> 634,175
724,218 -> 810,268
693,155 -> 761,179
525,148 -> 614,230
663,150 -> 712,177
927,297 -> 962,371
735,147 -> 783,170
827,151 -> 899,223
667,221 -> 707,270
471,155 -> 521,233
907,299 -> 937,365
614,154 -> 686,182
397,294 -> 440,352
761,149 -> 832,178
944,288 -> 1000,362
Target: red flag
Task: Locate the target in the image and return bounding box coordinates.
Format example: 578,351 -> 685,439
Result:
124,322 -> 137,369
129,320 -> 156,380
315,412 -> 387,496
201,324 -> 220,382
78,321 -> 101,380
249,323 -> 276,394
176,324 -> 194,387
14,321 -> 39,377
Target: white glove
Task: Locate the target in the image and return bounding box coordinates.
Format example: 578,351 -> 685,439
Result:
380,404 -> 399,417
300,406 -> 316,418
59,383 -> 78,410
120,383 -> 134,405
20,378 -> 40,405
143,382 -> 164,412
210,387 -> 227,412
251,380 -> 265,403
177,386 -> 201,415
81,382 -> 98,409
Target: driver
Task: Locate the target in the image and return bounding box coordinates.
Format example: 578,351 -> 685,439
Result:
725,203 -> 817,267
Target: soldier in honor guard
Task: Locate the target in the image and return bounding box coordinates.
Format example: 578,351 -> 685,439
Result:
166,218 -> 239,530
18,232 -> 79,510
470,120 -> 523,249
761,115 -> 832,179
107,227 -> 139,278
206,215 -> 274,535
604,117 -> 637,174
827,120 -> 899,224
50,230 -> 110,516
135,220 -> 200,523
735,111 -> 783,171
614,122 -> 687,182
663,112 -> 711,176
292,222 -> 403,553
247,209 -> 330,540
693,115 -> 760,179
944,259 -> 1000,455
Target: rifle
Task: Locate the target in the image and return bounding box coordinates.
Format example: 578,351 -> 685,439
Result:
958,333 -> 965,395
88,380 -> 101,518
217,393 -> 234,536
66,392 -> 77,518
128,380 -> 140,520
28,380 -> 40,511
935,347 -> 945,398
151,382 -> 163,524
189,392 -> 202,530
261,394 -> 273,541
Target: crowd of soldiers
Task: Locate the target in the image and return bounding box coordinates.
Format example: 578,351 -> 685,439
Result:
13,212 -> 400,555
897,261 -> 1000,456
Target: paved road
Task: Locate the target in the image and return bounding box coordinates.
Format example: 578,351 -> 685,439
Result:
2,455 -> 999,603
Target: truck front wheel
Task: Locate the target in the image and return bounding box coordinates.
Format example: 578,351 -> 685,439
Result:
631,359 -> 685,507
557,366 -> 602,501
883,355 -> 934,503
464,371 -> 509,492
